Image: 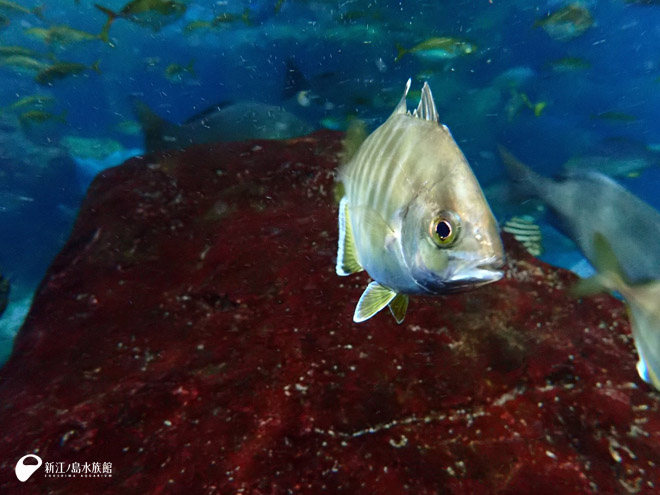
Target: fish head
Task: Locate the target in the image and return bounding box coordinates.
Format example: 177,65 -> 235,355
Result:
399,175 -> 505,294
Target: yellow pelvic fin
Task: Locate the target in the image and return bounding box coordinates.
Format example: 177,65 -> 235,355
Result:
336,197 -> 362,276
388,293 -> 409,324
354,281 -> 397,323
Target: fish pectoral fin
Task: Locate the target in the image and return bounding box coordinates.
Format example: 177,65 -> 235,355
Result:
354,282 -> 397,323
336,196 -> 363,276
388,293 -> 409,324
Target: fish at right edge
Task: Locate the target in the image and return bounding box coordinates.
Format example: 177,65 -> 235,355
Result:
500,146 -> 660,390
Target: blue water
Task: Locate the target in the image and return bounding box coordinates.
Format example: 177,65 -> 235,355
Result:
1,0 -> 660,362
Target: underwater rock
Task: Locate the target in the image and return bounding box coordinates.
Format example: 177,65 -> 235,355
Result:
0,131 -> 659,494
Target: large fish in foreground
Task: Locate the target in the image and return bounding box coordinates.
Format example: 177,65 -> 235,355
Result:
500,147 -> 660,391
336,80 -> 505,324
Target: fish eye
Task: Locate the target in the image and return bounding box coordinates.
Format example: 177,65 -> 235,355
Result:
429,211 -> 461,248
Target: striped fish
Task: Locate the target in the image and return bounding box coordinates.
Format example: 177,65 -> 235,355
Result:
503,215 -> 544,256
336,79 -> 505,324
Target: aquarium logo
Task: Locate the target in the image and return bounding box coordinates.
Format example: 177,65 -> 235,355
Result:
15,455 -> 113,481
15,454 -> 42,482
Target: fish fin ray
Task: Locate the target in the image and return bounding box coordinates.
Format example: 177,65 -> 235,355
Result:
388,293 -> 409,324
354,282 -> 397,323
391,78 -> 411,117
336,197 -> 363,276
413,82 -> 438,122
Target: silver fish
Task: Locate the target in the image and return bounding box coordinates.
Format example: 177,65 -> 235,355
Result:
336,79 -> 505,324
501,147 -> 660,390
500,146 -> 660,283
572,233 -> 660,391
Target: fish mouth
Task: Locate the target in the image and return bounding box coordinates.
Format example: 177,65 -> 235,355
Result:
444,256 -> 505,289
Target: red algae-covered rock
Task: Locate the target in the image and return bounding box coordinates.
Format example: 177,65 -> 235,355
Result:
0,130 -> 659,494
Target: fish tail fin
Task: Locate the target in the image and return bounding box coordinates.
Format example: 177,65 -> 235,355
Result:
131,97 -> 174,153
91,59 -> 101,74
497,145 -> 546,199
32,5 -> 45,20
95,4 -> 117,43
394,43 -> 407,62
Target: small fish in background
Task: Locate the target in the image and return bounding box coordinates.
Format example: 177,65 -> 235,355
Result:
212,8 -> 252,27
0,14 -> 9,29
534,4 -> 594,41
591,110 -> 638,123
502,216 -> 543,256
563,137 -> 660,179
395,37 -> 477,62
0,272 -> 9,318
25,25 -> 107,46
35,60 -> 101,85
0,55 -> 50,74
336,80 -> 504,324
571,233 -> 660,391
18,109 -> 66,127
504,89 -> 547,121
545,56 -> 591,73
183,20 -> 212,34
94,0 -> 187,40
0,45 -> 53,60
0,0 -> 44,19
164,60 -> 195,82
7,94 -> 55,112
499,146 -> 660,285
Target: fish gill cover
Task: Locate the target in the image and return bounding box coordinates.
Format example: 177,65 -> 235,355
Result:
0,0 -> 660,493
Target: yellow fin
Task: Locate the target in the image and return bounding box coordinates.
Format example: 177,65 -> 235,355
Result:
354,282 -> 397,323
336,197 -> 362,276
388,293 -> 409,324
570,232 -> 624,297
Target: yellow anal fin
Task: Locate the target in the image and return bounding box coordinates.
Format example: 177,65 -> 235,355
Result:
336,196 -> 362,276
388,293 -> 409,324
354,282 -> 397,323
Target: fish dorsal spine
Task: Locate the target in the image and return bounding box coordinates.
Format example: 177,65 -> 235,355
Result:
390,79 -> 439,123
413,82 -> 438,122
391,78 -> 412,116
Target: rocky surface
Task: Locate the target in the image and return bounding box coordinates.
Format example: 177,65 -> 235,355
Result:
0,131 -> 659,494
